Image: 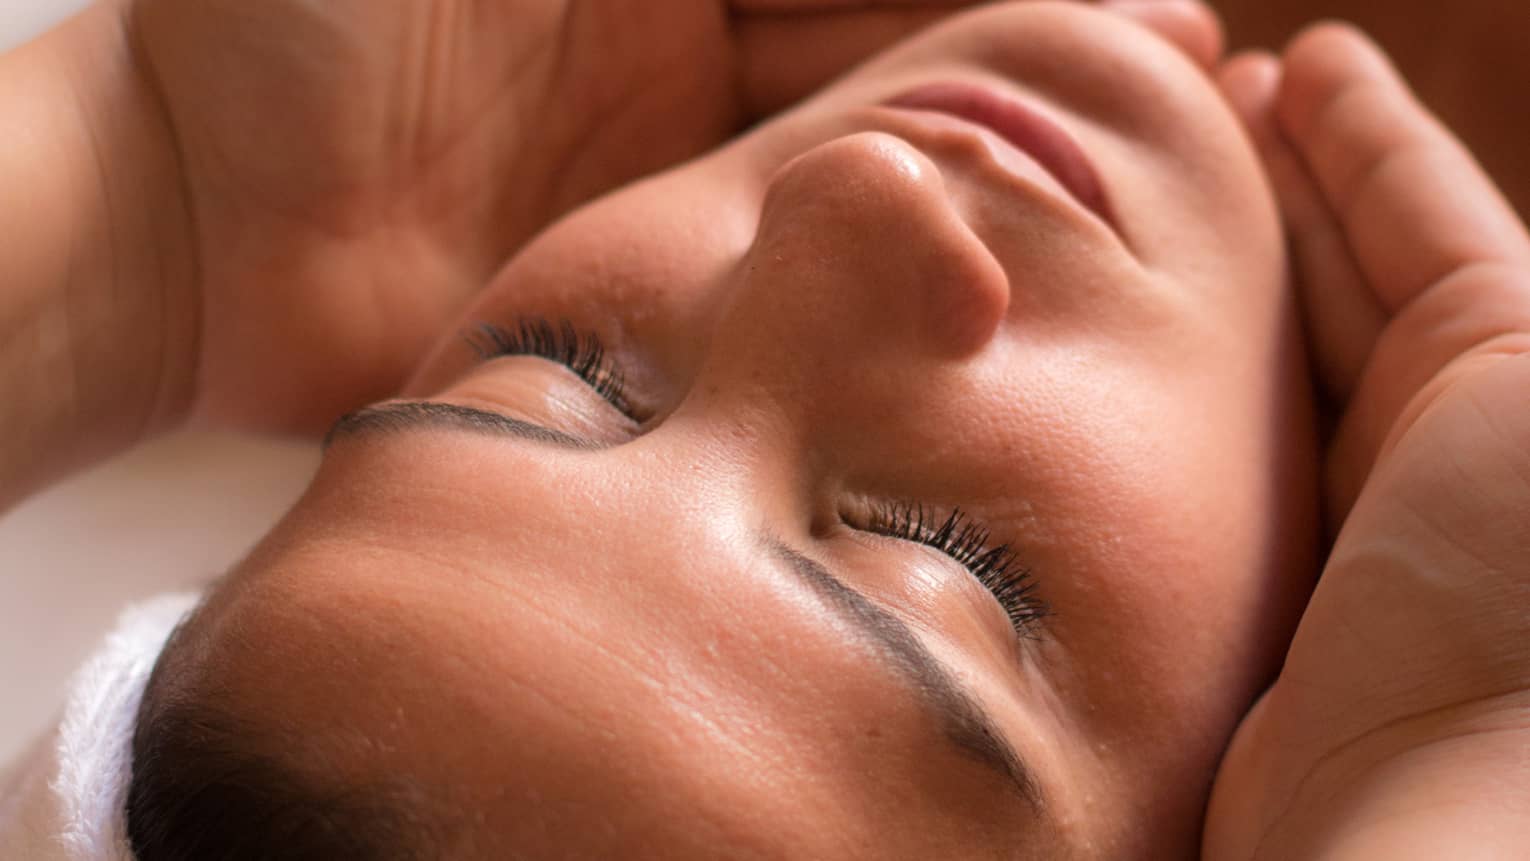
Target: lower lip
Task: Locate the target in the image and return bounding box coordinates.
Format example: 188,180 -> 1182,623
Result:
885,82 -> 1111,226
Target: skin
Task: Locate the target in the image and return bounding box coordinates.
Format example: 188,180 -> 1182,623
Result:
160,4 -> 1319,858
0,0 -> 1009,508
4,0 -> 1529,855
1210,0 -> 1530,221
1205,25 -> 1530,857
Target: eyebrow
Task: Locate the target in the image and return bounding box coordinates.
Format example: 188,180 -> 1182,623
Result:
325,399 -> 1043,808
324,400 -> 601,450
769,542 -> 1044,809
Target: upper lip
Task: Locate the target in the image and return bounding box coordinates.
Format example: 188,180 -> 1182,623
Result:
883,81 -> 1113,228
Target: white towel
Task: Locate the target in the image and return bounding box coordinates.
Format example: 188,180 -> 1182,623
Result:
0,593 -> 199,861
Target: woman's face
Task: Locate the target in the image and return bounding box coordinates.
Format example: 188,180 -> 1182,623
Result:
185,3 -> 1317,857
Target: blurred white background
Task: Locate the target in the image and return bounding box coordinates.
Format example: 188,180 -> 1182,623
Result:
0,1 -> 319,763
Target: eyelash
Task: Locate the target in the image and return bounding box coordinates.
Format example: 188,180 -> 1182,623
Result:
464,320 -> 1045,637
863,502 -> 1050,640
465,318 -> 633,417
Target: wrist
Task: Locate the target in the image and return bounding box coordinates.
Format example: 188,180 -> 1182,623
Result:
0,1 -> 198,506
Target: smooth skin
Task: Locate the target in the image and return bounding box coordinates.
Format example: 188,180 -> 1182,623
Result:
1204,24 -> 1530,859
0,0 -> 1049,506
0,0 -> 1527,857
150,3 -> 1317,857
1209,0 -> 1530,222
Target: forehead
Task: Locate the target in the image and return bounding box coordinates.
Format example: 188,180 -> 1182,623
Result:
198,448 -> 1053,856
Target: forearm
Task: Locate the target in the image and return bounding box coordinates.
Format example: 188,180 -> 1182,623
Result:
0,1 -> 195,509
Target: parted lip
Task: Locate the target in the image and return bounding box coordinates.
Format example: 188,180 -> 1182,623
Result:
884,81 -> 1113,229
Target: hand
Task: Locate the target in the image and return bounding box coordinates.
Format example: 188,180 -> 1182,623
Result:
0,0 -> 1224,505
1205,25 -> 1530,857
122,0 -> 1005,434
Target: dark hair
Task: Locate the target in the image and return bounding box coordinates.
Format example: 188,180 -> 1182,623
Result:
125,623 -> 430,860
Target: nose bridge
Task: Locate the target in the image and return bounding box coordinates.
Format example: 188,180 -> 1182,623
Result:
657,134 -> 1012,503
723,132 -> 1010,375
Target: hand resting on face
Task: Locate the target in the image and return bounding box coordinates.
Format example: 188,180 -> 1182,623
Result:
1205,23 -> 1530,859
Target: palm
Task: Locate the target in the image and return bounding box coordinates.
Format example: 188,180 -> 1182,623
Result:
1207,25 -> 1530,854
128,0 -> 730,430
130,0 -> 966,432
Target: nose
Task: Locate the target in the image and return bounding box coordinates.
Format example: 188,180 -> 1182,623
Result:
715,132 -> 1010,379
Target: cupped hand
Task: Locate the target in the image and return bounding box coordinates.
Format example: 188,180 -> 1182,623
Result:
1204,25 -> 1530,857
126,0 -> 1010,433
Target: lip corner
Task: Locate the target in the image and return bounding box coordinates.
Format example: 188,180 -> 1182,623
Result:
883,81 -> 1115,231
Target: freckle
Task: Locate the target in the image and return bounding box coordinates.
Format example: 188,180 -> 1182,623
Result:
866,727 -> 883,740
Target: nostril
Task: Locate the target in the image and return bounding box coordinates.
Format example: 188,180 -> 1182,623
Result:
920,223 -> 1011,357
741,130 -> 1011,361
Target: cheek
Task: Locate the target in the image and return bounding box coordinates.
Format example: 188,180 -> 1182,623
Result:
1087,104 -> 1282,283
406,163 -> 762,402
966,344 -> 1312,790
1044,363 -> 1303,663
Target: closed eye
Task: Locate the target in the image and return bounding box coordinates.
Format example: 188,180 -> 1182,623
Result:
464,317 -> 635,419
859,502 -> 1050,641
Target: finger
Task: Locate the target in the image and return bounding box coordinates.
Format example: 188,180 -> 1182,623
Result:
1277,23 -> 1530,309
1216,50 -> 1385,404
1275,24 -> 1530,523
1327,262 -> 1530,524
1098,0 -> 1224,71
